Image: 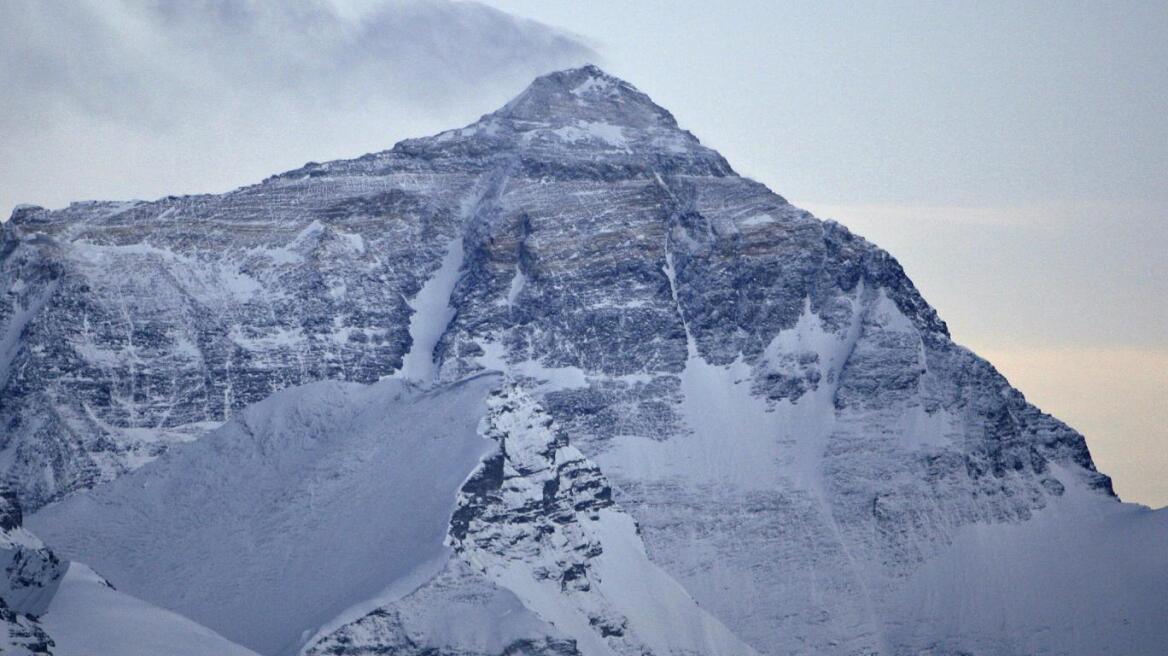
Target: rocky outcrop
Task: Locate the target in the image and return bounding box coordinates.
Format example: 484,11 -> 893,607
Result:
448,385 -> 630,650
0,490 -> 59,655
0,597 -> 53,656
0,491 -> 63,618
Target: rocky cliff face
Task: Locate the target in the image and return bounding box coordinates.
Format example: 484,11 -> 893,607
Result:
0,491 -> 59,655
2,66 -> 1145,655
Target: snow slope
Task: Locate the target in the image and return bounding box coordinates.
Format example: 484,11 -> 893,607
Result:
884,473 -> 1168,655
302,544 -> 581,656
41,562 -> 260,656
396,237 -> 464,383
448,384 -> 757,656
30,375 -> 501,655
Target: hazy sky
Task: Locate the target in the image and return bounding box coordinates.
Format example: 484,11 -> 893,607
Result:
0,0 -> 594,217
2,1 -> 1164,506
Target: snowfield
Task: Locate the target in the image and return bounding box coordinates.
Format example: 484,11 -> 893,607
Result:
30,376 -> 500,655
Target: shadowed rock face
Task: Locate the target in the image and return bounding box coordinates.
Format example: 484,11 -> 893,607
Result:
2,65 -> 1124,654
0,490 -> 61,655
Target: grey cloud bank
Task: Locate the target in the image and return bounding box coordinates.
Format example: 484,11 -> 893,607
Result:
0,0 -> 594,218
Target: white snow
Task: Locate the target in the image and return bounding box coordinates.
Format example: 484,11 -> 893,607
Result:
739,213 -> 775,227
41,562 -> 259,656
579,121 -> 627,146
570,75 -> 617,98
477,342 -> 587,392
592,290 -> 883,651
247,221 -> 327,266
603,284 -> 856,495
304,559 -> 569,656
68,239 -> 264,303
476,341 -> 652,393
547,121 -> 629,148
334,229 -> 366,254
478,508 -> 759,656
0,526 -> 44,552
29,376 -> 501,656
506,263 -> 526,305
228,325 -> 305,351
396,237 -> 463,383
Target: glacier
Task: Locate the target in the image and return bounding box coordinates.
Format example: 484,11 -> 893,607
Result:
1,65 -> 1165,654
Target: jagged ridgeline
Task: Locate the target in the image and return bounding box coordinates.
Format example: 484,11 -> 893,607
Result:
3,66 -> 1165,656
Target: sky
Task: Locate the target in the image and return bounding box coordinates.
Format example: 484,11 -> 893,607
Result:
1,0 -> 1164,506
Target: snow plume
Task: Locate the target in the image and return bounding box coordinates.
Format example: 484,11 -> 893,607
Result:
0,0 -> 596,218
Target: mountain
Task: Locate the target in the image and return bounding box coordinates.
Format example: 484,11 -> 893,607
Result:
3,65 -> 1166,655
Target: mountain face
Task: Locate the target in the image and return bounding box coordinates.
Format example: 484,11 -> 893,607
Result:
2,65 -> 1165,655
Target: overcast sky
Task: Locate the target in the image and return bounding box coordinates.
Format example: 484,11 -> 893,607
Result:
1,0 -> 1164,506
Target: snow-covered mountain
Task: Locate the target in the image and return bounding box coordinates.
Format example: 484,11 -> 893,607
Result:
2,65 -> 1165,655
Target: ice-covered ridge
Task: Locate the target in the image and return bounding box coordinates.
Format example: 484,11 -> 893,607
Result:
41,563 -> 260,656
0,475 -> 254,656
885,471 -> 1168,655
303,558 -> 578,656
448,384 -> 759,656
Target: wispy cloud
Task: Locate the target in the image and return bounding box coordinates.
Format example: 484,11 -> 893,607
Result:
0,0 -> 595,216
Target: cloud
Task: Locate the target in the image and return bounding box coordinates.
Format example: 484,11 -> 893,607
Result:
0,0 -> 596,217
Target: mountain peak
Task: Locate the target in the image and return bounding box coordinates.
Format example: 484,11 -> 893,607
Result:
493,64 -> 679,130
387,63 -> 731,176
